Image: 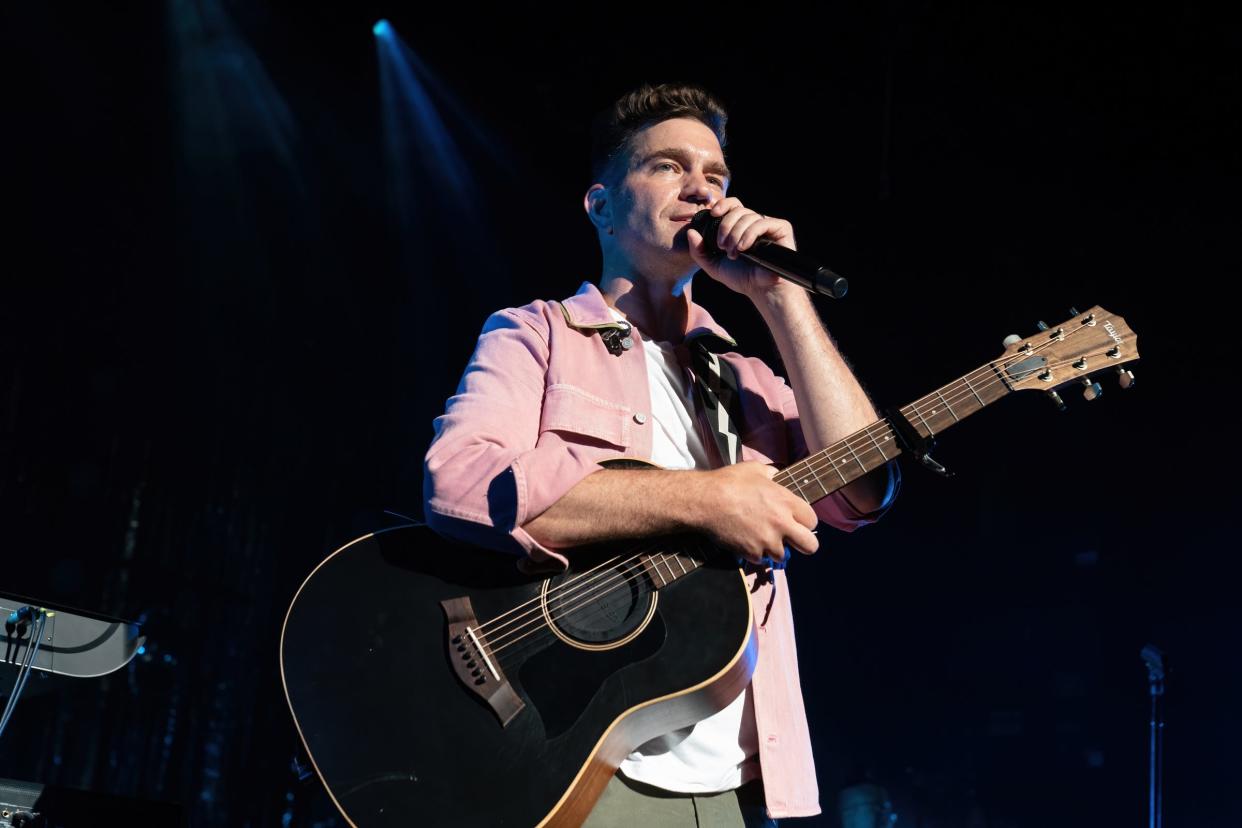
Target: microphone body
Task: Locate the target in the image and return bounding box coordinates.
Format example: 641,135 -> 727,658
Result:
689,210 -> 848,299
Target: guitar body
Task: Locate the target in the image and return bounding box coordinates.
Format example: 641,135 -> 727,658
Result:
280,519 -> 756,826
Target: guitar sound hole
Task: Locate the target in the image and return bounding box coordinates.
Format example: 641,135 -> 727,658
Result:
545,560 -> 654,645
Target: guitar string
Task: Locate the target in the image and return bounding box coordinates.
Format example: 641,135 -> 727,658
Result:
473,534 -> 716,648
484,548 -> 699,655
473,327 -> 1124,653
488,327 -> 1084,660
481,344 -> 1123,665
474,326 -> 1091,641
775,344 -> 1123,493
488,545 -> 788,668
774,323 -> 1115,488
471,320 -> 1087,645
491,558 -> 687,667
490,550 -> 708,663
472,552 -> 628,636
483,343 -> 1121,663
471,539 -> 682,643
484,331 -> 1116,666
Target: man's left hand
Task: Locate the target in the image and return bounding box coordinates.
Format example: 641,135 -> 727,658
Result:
686,197 -> 798,300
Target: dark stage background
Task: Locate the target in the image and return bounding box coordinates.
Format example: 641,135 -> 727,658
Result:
2,4 -> 1237,826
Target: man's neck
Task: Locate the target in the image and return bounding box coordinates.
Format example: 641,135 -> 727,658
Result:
597,271 -> 696,344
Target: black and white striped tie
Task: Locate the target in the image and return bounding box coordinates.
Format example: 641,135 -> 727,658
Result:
686,334 -> 743,468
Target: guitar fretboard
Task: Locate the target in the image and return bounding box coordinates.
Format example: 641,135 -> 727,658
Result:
637,547 -> 704,590
774,361 -> 1012,504
631,361 -> 1014,592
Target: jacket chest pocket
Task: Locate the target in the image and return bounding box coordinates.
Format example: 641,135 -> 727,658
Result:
539,384 -> 632,450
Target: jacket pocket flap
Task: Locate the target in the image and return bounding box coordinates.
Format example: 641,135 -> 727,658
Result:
539,384 -> 631,448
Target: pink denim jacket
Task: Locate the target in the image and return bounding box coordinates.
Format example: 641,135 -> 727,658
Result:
424,280 -> 896,819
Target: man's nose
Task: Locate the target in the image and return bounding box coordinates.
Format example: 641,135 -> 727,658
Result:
682,172 -> 715,205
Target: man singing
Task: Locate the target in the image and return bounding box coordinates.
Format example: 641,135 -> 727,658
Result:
424,82 -> 899,826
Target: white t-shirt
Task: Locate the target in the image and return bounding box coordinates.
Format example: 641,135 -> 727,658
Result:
610,309 -> 761,793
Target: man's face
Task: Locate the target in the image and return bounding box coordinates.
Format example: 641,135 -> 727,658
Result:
595,117 -> 731,267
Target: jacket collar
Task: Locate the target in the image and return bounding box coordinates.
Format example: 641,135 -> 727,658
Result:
558,280 -> 738,349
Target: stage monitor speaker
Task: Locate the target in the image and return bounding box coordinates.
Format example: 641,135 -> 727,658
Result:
0,777 -> 185,827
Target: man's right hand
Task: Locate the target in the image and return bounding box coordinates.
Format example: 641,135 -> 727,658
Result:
692,461 -> 819,567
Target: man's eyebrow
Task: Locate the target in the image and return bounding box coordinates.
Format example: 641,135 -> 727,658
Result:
639,148 -> 732,180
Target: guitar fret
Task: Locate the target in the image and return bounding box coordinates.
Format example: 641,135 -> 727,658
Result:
910,405 -> 935,437
934,389 -> 959,421
649,555 -> 669,587
807,461 -> 825,490
651,557 -> 668,587
760,350 -> 1023,517
845,440 -> 867,473
789,474 -> 808,500
674,555 -> 687,576
657,555 -> 675,584
962,375 -> 985,407
867,430 -> 889,460
830,452 -> 848,484
795,468 -> 822,501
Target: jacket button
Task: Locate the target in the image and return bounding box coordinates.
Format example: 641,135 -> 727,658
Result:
633,412 -> 648,424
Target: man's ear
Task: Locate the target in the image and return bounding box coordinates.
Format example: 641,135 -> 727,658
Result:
583,183 -> 611,235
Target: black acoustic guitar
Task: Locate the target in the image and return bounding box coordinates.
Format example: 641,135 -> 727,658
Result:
280,307 -> 1138,827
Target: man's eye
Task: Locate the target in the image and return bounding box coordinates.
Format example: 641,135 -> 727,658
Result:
708,177 -> 724,187
656,162 -> 678,172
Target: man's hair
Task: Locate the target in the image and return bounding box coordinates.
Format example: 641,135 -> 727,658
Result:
589,82 -> 728,184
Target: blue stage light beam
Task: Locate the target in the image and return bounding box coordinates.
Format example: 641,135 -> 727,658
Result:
375,28 -> 516,173
375,24 -> 478,218
167,0 -> 304,192
374,21 -> 519,293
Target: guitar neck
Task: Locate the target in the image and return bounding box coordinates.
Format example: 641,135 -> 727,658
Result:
635,303 -> 1139,583
773,359 -> 1013,503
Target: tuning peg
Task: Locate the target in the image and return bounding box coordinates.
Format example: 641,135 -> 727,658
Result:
1082,378 -> 1103,401
1117,367 -> 1135,389
1002,334 -> 1022,348
1036,321 -> 1049,331
1046,390 -> 1068,412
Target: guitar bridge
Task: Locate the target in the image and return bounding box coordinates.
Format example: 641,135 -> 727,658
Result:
441,596 -> 525,728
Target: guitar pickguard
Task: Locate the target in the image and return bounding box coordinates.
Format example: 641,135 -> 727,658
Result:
520,610 -> 666,740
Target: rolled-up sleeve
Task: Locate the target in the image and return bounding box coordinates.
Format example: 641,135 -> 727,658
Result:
422,308 -> 601,567
772,370 -> 901,531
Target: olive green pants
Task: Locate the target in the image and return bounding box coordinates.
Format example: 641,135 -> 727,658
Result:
582,773 -> 778,827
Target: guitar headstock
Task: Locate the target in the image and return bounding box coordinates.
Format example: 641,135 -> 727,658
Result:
996,307 -> 1139,404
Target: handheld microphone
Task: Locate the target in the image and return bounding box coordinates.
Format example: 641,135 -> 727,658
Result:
689,209 -> 849,299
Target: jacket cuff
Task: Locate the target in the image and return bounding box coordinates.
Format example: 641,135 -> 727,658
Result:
812,460 -> 901,530
507,444 -> 608,567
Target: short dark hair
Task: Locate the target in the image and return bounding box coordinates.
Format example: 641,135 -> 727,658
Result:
589,83 -> 729,184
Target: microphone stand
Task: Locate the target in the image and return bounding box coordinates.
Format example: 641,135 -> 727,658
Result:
1141,645 -> 1165,828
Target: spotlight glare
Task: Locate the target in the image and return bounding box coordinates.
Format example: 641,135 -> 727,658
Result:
373,19 -> 392,37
